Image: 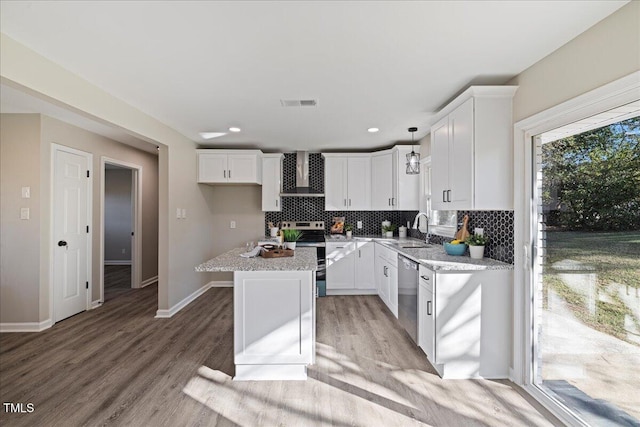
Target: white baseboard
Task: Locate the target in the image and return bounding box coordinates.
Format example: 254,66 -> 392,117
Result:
155,282 -> 212,318
141,275 -> 158,288
0,319 -> 53,333
326,289 -> 378,296
209,280 -> 233,287
104,260 -> 132,266
91,300 -> 103,309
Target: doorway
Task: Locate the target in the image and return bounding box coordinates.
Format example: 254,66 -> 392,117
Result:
100,157 -> 142,303
51,144 -> 92,322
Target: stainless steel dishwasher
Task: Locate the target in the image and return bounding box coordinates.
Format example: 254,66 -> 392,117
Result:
398,255 -> 418,343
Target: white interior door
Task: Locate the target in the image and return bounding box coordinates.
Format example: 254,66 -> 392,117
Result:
53,146 -> 91,322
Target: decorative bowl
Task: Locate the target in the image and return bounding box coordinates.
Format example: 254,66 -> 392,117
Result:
443,242 -> 467,256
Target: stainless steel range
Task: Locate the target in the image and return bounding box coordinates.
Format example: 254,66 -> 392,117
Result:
281,221 -> 326,285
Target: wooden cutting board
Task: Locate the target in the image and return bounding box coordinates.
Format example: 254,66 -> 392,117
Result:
455,215 -> 470,241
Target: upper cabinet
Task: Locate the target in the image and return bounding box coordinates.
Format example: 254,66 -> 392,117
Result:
197,149 -> 263,184
262,154 -> 283,211
431,86 -> 517,211
323,154 -> 371,211
371,146 -> 420,211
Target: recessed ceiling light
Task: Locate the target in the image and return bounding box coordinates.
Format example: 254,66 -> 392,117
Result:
368,128 -> 379,133
199,132 -> 226,140
229,127 -> 241,132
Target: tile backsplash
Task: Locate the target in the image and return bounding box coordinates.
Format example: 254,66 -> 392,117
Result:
266,152 -> 514,264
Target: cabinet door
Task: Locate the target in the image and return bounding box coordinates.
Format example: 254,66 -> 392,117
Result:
371,153 -> 394,210
448,98 -> 473,209
434,272 -> 480,366
326,243 -> 355,289
430,116 -> 449,210
418,269 -> 435,361
354,241 -> 375,289
376,255 -> 389,304
388,264 -> 398,318
324,158 -> 348,210
198,153 -> 228,183
347,156 -> 371,210
261,156 -> 281,211
228,154 -> 259,183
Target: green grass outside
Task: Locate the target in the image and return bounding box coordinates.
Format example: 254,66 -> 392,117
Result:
542,231 -> 640,343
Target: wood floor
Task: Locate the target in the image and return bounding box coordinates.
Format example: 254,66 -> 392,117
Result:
104,265 -> 132,301
0,286 -> 558,426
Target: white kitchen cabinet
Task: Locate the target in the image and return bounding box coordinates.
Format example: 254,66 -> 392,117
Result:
354,241 -> 376,289
323,154 -> 371,211
374,243 -> 398,317
431,86 -> 517,210
370,146 -> 420,211
371,152 -> 395,210
326,242 -> 356,290
417,264 -> 511,379
326,240 -> 376,294
234,270 -> 313,380
196,149 -> 263,184
261,154 -> 283,211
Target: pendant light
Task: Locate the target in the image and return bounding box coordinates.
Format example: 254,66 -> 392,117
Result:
406,127 -> 420,175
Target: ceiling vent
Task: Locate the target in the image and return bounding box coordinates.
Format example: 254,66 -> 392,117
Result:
280,99 -> 318,107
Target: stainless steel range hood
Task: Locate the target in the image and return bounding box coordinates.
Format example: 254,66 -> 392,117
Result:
280,151 -> 324,197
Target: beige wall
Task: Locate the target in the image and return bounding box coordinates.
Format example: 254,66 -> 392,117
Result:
0,114 -> 42,322
1,33 -> 215,318
509,1 -> 640,122
0,114 -> 161,323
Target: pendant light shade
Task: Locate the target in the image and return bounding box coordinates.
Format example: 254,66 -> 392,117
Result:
406,127 -> 420,175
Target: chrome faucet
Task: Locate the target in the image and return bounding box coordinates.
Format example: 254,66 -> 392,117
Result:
412,212 -> 430,244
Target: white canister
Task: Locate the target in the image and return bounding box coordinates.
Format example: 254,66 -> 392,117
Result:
270,227 -> 279,237
398,226 -> 407,238
381,220 -> 391,236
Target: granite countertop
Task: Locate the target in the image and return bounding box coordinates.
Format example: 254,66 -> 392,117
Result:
196,247 -> 317,272
328,235 -> 513,271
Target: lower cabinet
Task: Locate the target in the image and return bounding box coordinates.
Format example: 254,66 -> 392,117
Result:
326,240 -> 376,294
418,265 -> 511,379
375,243 -> 398,317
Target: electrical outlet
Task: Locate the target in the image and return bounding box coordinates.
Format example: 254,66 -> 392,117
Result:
122,248 -> 126,254
181,208 -> 187,219
176,208 -> 182,219
475,228 -> 484,236
20,207 -> 29,220
230,221 -> 236,229
357,221 -> 363,229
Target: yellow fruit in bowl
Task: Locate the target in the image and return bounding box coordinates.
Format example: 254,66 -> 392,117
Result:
450,239 -> 461,245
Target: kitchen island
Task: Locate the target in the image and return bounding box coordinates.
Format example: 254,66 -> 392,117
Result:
196,247 -> 317,381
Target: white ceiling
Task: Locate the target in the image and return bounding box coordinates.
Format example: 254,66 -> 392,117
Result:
0,1 -> 628,152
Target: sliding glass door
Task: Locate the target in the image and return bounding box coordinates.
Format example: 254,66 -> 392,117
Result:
529,113 -> 640,426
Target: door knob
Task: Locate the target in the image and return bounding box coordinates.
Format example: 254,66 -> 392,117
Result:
58,240 -> 67,247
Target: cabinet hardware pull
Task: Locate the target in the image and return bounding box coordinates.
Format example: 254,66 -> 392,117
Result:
383,266 -> 388,276
420,275 -> 430,281
392,197 -> 395,206
349,199 -> 351,206
388,198 -> 391,206
344,199 -> 347,206
447,190 -> 451,202
359,250 -> 361,258
276,199 -> 278,207
442,190 -> 446,202
229,170 -> 231,179
224,170 -> 226,178
427,300 -> 432,315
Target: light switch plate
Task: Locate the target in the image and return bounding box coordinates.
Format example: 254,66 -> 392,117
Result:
22,187 -> 30,198
230,221 -> 236,229
20,207 -> 30,220
176,208 -> 182,219
357,221 -> 363,229
181,208 -> 187,219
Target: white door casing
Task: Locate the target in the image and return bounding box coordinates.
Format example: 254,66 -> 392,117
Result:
52,144 -> 92,322
99,157 -> 143,305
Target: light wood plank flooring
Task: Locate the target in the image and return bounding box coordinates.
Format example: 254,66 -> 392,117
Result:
0,286 -> 558,426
